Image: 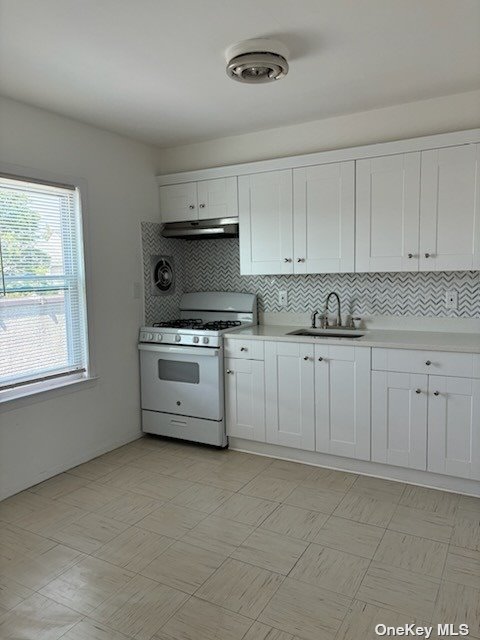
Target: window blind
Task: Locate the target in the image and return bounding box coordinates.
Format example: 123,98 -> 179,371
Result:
0,176 -> 89,392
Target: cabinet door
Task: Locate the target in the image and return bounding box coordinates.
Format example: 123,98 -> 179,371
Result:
372,371 -> 427,470
356,153 -> 420,272
264,341 -> 315,450
315,346 -> 371,460
225,358 -> 265,442
197,177 -> 238,220
420,144 -> 480,271
293,161 -> 355,273
428,376 -> 480,480
159,182 -> 197,222
239,170 -> 293,275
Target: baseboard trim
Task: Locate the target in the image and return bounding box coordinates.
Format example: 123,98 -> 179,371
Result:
0,429 -> 142,501
228,438 -> 480,497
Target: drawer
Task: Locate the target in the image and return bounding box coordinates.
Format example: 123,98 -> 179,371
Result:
372,348 -> 480,378
224,339 -> 264,360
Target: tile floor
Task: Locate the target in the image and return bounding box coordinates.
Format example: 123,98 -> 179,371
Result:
0,436 -> 479,640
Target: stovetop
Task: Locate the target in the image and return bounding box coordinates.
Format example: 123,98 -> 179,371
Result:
139,292 -> 256,348
153,318 -> 242,331
139,320 -> 249,347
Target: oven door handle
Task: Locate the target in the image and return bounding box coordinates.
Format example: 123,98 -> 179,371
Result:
138,343 -> 220,357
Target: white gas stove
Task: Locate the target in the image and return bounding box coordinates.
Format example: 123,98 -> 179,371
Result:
138,292 -> 257,447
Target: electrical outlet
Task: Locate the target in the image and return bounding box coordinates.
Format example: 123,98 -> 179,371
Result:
278,290 -> 288,307
445,290 -> 458,310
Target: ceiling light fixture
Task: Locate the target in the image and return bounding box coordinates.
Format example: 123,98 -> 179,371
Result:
225,38 -> 289,84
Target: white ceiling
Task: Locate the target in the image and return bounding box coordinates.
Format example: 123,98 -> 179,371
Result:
1,0 -> 479,147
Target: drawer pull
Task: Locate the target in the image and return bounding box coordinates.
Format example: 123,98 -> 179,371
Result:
240,347 -> 247,352
425,360 -> 432,366
415,388 -> 421,394
318,357 -> 324,361
303,356 -> 310,361
433,390 -> 440,396
408,253 -> 413,259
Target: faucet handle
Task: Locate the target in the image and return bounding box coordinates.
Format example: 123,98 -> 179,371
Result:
350,317 -> 362,329
310,310 -> 319,328
319,313 -> 328,329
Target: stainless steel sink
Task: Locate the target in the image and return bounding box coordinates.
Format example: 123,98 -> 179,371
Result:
288,329 -> 365,339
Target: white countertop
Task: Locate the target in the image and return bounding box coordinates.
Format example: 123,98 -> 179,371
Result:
225,324 -> 480,353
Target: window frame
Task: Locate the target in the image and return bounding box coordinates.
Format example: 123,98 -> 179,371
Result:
0,162 -> 96,407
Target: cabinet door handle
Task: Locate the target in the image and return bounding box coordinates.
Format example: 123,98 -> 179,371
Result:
296,258 -> 305,262
199,203 -> 206,208
318,357 -> 324,361
226,369 -> 233,374
188,204 -> 195,209
415,388 -> 422,394
425,360 -> 432,366
433,390 -> 440,396
408,253 -> 413,259
240,347 -> 247,352
284,258 -> 292,263
424,252 -> 430,258
303,356 -> 310,361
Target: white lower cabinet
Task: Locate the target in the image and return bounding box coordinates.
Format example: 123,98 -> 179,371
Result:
372,371 -> 428,470
427,376 -> 480,480
315,346 -> 371,460
225,357 -> 265,442
372,348 -> 480,479
226,339 -> 479,485
264,341 -> 315,451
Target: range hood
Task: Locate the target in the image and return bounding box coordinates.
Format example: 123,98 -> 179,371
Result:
161,217 -> 238,240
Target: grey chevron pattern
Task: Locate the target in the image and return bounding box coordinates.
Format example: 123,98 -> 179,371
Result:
142,223 -> 480,323
141,222 -> 185,325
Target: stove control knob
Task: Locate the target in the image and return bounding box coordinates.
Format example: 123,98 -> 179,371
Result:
155,334 -> 163,342
145,332 -> 153,341
193,336 -> 199,343
175,335 -> 181,343
203,337 -> 209,344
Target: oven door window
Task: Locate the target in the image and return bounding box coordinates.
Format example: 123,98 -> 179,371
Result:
158,359 -> 199,384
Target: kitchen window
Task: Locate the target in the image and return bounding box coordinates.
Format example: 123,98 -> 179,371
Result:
0,174 -> 90,402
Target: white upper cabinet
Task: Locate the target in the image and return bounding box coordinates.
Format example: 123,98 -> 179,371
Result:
159,182 -> 198,222
239,170 -> 294,275
264,341 -> 315,451
239,163 -> 356,275
197,177 -> 238,220
293,161 -> 355,273
315,345 -> 370,460
159,177 -> 238,223
419,144 -> 480,271
356,153 -> 421,272
356,143 -> 480,273
427,375 -> 480,481
159,130 -> 480,274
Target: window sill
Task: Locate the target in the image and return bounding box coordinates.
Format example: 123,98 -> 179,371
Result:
0,374 -> 99,412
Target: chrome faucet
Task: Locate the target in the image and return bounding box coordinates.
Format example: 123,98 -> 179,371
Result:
324,291 -> 342,327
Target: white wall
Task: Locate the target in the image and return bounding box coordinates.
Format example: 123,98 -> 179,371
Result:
155,90 -> 480,173
0,97 -> 158,499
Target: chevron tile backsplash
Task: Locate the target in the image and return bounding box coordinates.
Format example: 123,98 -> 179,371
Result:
141,222 -> 184,324
142,222 -> 480,323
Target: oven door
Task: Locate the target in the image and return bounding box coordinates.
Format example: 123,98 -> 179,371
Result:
138,343 -> 223,420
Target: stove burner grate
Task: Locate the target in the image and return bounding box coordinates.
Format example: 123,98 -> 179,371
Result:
152,319 -> 242,331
